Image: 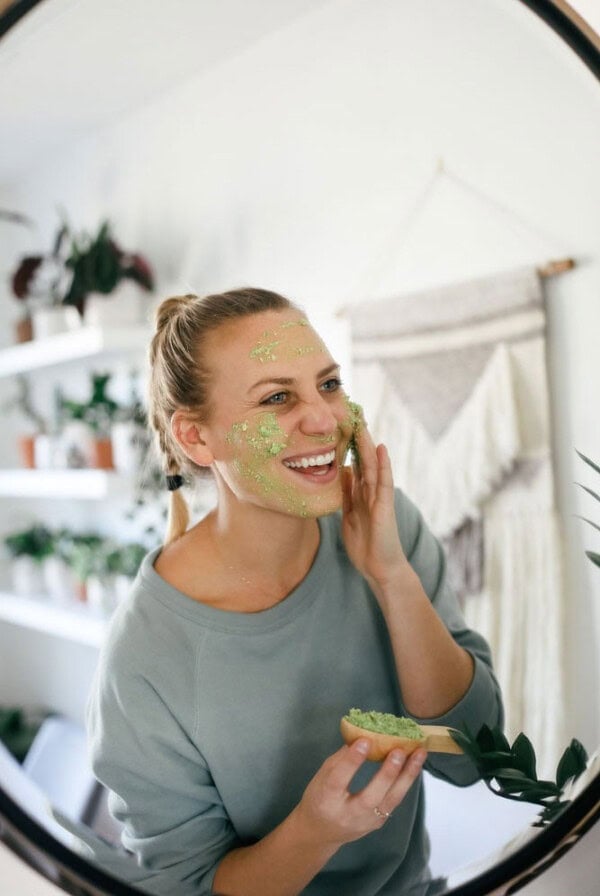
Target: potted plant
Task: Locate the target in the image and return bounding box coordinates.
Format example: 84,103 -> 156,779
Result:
62,220 -> 154,325
10,225 -> 80,341
1,376 -> 48,468
84,539 -> 122,617
84,373 -> 120,469
61,532 -> 104,602
9,217 -> 154,340
41,526 -> 78,605
55,390 -> 95,469
3,525 -> 54,596
110,372 -> 149,473
57,373 -> 120,469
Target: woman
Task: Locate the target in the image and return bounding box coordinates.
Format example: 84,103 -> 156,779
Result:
87,287 -> 503,896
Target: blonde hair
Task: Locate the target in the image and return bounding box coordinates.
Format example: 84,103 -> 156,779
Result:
148,287 -> 298,545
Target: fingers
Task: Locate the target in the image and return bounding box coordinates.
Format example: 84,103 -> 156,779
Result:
355,748 -> 427,822
354,426 -> 378,502
324,740 -> 371,792
375,443 -> 395,499
378,749 -> 427,812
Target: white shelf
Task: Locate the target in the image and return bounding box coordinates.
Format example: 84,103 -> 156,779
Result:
0,469 -> 132,499
0,591 -> 106,647
0,325 -> 150,377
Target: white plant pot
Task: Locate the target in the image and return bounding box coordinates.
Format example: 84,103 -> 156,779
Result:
42,556 -> 76,605
83,283 -> 144,328
111,421 -> 145,473
11,556 -> 44,596
33,433 -> 56,469
86,575 -> 117,617
32,306 -> 81,340
59,421 -> 95,469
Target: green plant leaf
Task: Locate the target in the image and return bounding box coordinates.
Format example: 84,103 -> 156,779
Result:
521,786 -> 563,802
511,732 -> 537,779
450,725 -> 479,758
491,766 -> 533,781
453,723 -> 589,825
475,724 -> 497,753
575,516 -> 600,535
556,740 -> 588,789
576,450 -> 600,476
586,551 -> 600,568
487,727 -> 511,753
578,483 -> 600,504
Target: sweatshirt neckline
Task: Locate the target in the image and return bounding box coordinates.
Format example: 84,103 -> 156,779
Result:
138,514 -> 337,633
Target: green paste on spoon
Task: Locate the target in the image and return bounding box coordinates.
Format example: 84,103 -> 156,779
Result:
345,708 -> 424,739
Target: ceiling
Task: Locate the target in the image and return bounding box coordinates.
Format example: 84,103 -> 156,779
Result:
0,0 -> 329,184
0,0 -> 598,186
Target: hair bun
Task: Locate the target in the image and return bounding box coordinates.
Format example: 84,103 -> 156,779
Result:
154,294 -> 198,332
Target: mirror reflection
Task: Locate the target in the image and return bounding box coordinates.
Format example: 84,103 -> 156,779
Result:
0,1 -> 599,894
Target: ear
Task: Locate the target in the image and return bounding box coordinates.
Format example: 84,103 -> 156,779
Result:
171,410 -> 214,467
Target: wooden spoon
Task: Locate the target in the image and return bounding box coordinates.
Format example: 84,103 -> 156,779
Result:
340,717 -> 463,761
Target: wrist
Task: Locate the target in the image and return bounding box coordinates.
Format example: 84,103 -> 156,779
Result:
288,803 -> 344,858
367,561 -> 420,606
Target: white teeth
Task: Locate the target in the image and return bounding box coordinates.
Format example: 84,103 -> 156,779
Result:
284,450 -> 335,469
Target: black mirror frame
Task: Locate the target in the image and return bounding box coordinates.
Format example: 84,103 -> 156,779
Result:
0,0 -> 599,894
0,784 -> 148,896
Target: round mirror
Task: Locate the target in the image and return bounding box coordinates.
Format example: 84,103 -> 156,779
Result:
0,1 -> 599,894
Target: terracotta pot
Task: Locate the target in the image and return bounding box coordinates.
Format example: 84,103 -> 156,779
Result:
92,438 -> 114,469
15,316 -> 33,343
18,434 -> 36,469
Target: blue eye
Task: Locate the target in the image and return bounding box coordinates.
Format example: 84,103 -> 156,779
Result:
261,391 -> 288,405
320,377 -> 342,392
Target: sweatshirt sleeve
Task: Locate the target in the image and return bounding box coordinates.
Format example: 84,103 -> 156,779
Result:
86,630 -> 240,896
393,489 -> 504,786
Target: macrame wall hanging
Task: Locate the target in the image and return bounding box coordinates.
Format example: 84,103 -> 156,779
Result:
344,163 -> 575,777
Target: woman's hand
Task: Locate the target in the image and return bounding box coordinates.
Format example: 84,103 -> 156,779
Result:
341,423 -> 408,591
295,739 -> 426,848
214,741 -> 427,896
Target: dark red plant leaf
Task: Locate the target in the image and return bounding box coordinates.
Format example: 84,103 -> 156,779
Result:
11,256 -> 43,299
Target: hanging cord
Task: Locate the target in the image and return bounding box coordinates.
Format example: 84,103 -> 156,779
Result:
441,164 -> 573,263
350,161 -> 445,301
344,159 -> 574,309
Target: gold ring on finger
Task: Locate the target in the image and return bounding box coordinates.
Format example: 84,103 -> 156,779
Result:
373,806 -> 392,820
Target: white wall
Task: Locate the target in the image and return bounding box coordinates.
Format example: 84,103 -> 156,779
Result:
1,0 -> 599,753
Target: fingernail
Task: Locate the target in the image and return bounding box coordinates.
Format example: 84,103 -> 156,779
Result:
354,739 -> 369,756
390,750 -> 405,766
411,750 -> 426,767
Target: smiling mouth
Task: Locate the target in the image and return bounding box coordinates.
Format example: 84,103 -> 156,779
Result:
282,449 -> 336,476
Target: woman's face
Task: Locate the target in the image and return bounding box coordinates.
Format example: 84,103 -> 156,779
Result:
198,309 -> 359,518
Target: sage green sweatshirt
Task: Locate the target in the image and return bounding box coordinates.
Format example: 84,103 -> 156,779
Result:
86,489 -> 503,895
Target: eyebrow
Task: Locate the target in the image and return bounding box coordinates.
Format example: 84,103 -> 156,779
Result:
248,362 -> 341,394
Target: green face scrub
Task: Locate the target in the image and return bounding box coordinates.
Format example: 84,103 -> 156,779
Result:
343,396 -> 364,465
225,408 -> 344,518
345,708 -> 424,740
248,319 -> 324,364
226,412 -> 310,516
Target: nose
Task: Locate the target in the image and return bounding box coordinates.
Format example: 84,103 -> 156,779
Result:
298,392 -> 339,437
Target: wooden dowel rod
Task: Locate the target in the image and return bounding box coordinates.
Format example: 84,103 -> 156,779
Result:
537,258 -> 576,278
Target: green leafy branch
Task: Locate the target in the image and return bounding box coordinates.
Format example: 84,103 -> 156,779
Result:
451,724 -> 588,825
576,450 -> 600,569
